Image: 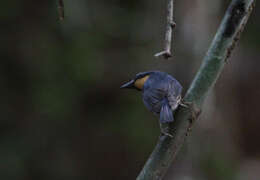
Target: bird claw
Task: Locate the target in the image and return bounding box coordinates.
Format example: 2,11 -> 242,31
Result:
161,131 -> 173,138
186,102 -> 201,123
179,102 -> 189,108
178,100 -> 201,123
160,123 -> 173,138
179,100 -> 192,108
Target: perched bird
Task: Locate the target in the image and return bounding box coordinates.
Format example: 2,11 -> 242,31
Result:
120,71 -> 183,136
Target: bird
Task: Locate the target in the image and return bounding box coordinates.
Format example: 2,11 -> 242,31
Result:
120,71 -> 184,137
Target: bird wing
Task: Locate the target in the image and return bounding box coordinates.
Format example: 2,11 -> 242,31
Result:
142,88 -> 164,114
166,76 -> 183,110
160,98 -> 174,123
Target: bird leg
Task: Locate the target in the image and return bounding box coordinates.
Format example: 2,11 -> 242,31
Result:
179,99 -> 191,108
179,101 -> 189,108
160,123 -> 173,138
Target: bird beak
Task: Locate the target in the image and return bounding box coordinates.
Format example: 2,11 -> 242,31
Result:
120,79 -> 135,89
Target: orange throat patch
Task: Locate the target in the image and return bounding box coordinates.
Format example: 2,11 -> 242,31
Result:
134,75 -> 149,90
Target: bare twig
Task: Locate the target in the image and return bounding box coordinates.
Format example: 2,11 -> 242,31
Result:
154,0 -> 175,59
58,0 -> 65,21
137,0 -> 255,179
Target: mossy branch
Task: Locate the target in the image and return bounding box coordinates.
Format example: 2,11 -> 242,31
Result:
137,0 -> 255,179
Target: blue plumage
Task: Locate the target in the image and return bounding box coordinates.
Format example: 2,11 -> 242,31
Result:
142,71 -> 182,123
160,98 -> 173,123
121,71 -> 183,124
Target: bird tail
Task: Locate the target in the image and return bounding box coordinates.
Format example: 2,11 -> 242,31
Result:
160,98 -> 174,123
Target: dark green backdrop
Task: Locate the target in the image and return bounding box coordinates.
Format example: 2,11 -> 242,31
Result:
1,0 -> 259,179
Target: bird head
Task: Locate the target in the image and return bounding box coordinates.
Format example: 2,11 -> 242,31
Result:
120,71 -> 152,91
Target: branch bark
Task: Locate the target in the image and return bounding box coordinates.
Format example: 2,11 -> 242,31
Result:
154,0 -> 175,59
58,0 -> 65,21
137,0 -> 255,179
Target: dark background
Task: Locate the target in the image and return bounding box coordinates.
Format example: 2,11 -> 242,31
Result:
1,0 -> 259,179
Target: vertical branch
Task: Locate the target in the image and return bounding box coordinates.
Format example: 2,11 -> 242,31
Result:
58,0 -> 65,21
137,0 -> 255,179
164,0 -> 175,56
154,0 -> 176,59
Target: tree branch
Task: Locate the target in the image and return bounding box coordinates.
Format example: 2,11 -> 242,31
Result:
154,0 -> 175,59
137,0 -> 255,179
58,0 -> 65,21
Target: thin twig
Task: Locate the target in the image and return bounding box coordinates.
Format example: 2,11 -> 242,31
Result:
154,0 -> 175,59
58,0 -> 65,21
137,0 -> 255,179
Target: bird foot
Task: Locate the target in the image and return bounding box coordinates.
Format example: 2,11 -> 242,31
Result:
179,100 -> 192,108
160,130 -> 173,138
179,100 -> 201,124
160,123 -> 173,138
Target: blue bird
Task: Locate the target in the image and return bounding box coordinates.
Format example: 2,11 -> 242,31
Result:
121,71 -> 184,136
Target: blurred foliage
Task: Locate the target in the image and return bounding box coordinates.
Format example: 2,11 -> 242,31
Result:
0,0 -> 259,179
